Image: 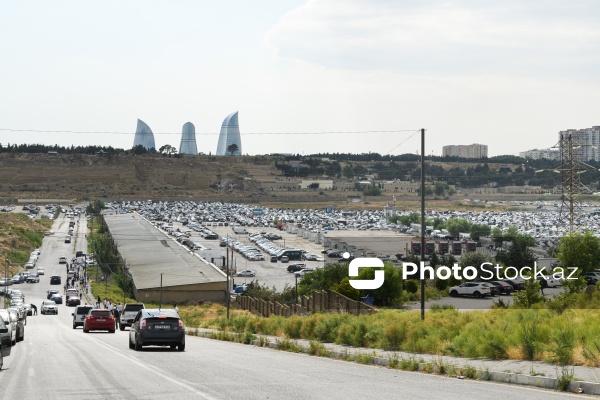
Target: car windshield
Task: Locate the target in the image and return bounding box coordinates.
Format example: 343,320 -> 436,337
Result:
90,310 -> 112,317
125,304 -> 144,312
43,301 -> 56,306
76,307 -> 93,315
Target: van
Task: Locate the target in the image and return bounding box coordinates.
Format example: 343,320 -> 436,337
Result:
119,303 -> 145,330
71,305 -> 93,329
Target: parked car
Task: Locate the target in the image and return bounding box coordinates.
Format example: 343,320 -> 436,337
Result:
236,270 -> 256,277
83,309 -> 115,333
280,256 -> 289,263
41,300 -> 58,315
502,279 -> 525,291
489,280 -> 513,295
583,272 -> 600,285
0,317 -> 11,368
129,309 -> 185,351
448,282 -> 491,298
302,253 -> 319,261
6,308 -> 25,343
295,268 -> 314,277
72,305 -> 94,329
119,303 -> 145,331
287,263 -> 306,273
0,310 -> 16,345
481,282 -> 499,296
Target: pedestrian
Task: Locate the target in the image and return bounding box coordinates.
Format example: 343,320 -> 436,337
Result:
113,307 -> 120,329
31,304 -> 37,316
173,303 -> 179,313
95,301 -> 100,309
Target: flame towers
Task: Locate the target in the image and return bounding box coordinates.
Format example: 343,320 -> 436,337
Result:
216,111 -> 242,156
179,122 -> 198,155
132,119 -> 156,150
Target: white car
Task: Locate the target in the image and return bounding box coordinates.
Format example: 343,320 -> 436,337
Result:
59,257 -> 67,264
41,300 -> 58,315
448,282 -> 491,298
295,269 -> 315,277
37,267 -> 45,275
236,270 -> 256,277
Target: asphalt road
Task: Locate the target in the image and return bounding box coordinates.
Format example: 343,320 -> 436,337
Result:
0,213 -> 585,399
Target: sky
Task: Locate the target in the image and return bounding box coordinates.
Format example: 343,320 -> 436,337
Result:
0,0 -> 598,157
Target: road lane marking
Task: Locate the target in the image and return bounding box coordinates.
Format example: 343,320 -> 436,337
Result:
80,334 -> 219,400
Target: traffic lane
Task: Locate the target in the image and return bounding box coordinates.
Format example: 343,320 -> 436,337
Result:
1,304 -> 582,400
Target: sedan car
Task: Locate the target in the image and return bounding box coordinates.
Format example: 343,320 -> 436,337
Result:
489,280 -> 513,295
236,270 -> 256,277
47,289 -> 60,299
25,275 -> 40,283
58,256 -> 67,264
51,294 -> 63,304
37,268 -> 45,275
41,300 -> 58,315
83,309 -> 115,333
129,309 -> 185,351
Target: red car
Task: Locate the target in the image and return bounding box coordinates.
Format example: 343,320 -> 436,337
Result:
83,309 -> 115,333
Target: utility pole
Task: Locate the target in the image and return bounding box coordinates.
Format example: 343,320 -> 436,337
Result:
420,128 -> 426,321
226,239 -> 231,319
159,273 -> 163,310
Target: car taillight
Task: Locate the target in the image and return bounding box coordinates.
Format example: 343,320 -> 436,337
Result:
140,319 -> 146,330
178,319 -> 184,331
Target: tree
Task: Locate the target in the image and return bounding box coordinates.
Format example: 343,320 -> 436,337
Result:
446,218 -> 472,237
342,164 -> 354,178
308,182 -> 319,190
470,224 -> 491,241
159,144 -> 177,157
495,233 -> 537,268
227,143 -> 239,155
557,231 -> 600,274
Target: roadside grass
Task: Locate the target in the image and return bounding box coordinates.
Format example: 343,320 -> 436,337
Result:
0,213 -> 53,276
190,304 -> 600,367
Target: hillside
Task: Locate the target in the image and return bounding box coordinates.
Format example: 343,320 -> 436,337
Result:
0,213 -> 52,277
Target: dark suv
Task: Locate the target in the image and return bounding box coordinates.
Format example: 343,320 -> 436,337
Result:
50,275 -> 61,285
287,263 -> 306,273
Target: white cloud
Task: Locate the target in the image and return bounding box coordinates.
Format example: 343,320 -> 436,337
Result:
266,0 -> 600,76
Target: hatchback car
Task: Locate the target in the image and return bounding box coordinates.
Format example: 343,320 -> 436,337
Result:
83,309 -> 115,333
129,309 -> 185,351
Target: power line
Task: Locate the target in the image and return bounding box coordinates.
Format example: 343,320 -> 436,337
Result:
0,128 -> 419,136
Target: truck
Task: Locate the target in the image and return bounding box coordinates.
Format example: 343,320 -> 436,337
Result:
425,241 -> 435,255
437,241 -> 449,254
466,240 -> 477,252
410,241 -> 421,254
451,241 -> 462,255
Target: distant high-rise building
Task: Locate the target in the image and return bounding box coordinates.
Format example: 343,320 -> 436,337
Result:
559,126 -> 600,162
216,111 -> 242,156
132,119 -> 156,150
442,143 -> 488,159
519,148 -> 559,160
179,122 -> 198,155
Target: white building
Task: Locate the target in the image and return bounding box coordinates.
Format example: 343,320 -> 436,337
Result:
442,143 -> 488,159
519,148 -> 559,160
559,126 -> 600,162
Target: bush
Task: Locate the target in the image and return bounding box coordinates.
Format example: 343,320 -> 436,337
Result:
405,280 -> 418,294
